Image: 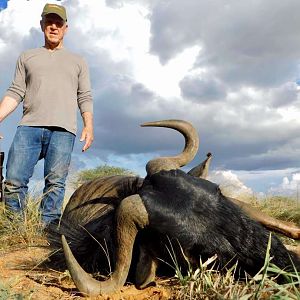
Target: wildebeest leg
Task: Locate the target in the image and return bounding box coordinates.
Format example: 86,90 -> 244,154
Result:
135,245 -> 158,289
62,194 -> 149,296
228,197 -> 300,239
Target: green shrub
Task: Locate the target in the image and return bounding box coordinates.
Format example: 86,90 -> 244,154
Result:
72,164 -> 136,188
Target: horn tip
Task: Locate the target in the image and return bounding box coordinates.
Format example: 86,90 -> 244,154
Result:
140,121 -> 157,127
141,119 -> 186,127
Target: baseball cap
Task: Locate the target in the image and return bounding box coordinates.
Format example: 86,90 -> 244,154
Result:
42,3 -> 67,22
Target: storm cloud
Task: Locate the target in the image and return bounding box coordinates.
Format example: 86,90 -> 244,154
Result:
1,0 -> 300,194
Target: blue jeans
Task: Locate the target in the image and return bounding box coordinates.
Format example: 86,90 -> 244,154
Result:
4,126 -> 75,224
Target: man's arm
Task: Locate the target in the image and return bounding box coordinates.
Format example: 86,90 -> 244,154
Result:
77,58 -> 93,152
80,111 -> 94,152
0,53 -> 25,138
0,96 -> 19,139
0,96 -> 19,123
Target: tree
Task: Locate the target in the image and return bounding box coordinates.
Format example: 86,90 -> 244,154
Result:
72,165 -> 136,188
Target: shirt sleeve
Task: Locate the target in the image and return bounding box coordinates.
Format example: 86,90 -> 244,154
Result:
4,53 -> 26,103
77,58 -> 93,114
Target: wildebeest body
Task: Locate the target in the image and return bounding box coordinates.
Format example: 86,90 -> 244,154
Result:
139,169 -> 299,275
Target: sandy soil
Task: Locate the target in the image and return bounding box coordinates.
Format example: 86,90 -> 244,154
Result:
0,244 -> 174,299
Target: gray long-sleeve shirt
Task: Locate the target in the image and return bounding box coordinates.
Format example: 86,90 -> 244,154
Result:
5,47 -> 93,134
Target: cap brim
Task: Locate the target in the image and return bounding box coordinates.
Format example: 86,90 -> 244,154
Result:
42,11 -> 67,22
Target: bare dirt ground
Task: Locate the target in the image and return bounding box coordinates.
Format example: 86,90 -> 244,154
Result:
0,243 -> 174,300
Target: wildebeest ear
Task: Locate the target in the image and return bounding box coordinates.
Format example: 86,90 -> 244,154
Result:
188,153 -> 212,179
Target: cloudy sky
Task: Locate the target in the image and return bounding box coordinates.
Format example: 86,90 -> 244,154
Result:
1,0 -> 300,197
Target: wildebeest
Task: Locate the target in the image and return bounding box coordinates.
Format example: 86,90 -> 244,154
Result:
49,120 -> 300,296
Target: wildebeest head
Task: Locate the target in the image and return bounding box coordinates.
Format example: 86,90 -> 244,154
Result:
59,120 -> 300,297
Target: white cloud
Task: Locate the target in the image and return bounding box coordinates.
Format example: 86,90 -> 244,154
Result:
268,173 -> 300,197
1,0 -> 300,195
209,170 -> 253,198
1,0 -> 42,35
135,45 -> 200,98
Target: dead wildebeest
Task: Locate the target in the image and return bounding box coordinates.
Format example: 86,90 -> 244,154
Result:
48,120 -> 300,297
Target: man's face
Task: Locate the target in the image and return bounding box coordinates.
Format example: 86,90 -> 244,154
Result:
41,13 -> 68,47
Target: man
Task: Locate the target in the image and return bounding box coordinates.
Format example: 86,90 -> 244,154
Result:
0,3 -> 93,225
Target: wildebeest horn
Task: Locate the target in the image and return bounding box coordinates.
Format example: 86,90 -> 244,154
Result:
228,197 -> 300,239
141,119 -> 199,175
62,194 -> 149,296
187,154 -> 300,239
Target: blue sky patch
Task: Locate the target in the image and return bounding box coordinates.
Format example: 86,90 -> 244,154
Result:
0,0 -> 8,10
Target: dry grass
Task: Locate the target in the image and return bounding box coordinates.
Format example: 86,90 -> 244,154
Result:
252,196 -> 300,224
0,281 -> 18,300
172,261 -> 300,299
171,235 -> 300,299
0,197 -> 48,299
1,194 -> 300,299
0,196 -> 46,251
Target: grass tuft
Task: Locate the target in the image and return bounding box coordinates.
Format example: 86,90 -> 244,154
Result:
168,232 -> 300,299
253,196 -> 300,224
0,280 -> 26,300
0,195 -> 46,251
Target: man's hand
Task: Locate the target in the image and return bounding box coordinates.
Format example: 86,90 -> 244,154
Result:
80,112 -> 94,152
80,126 -> 94,152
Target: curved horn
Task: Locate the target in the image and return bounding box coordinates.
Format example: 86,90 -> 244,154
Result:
141,120 -> 199,175
227,196 -> 300,239
186,153 -> 300,240
62,194 -> 149,296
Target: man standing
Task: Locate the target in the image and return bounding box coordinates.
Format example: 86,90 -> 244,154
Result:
0,3 -> 93,225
